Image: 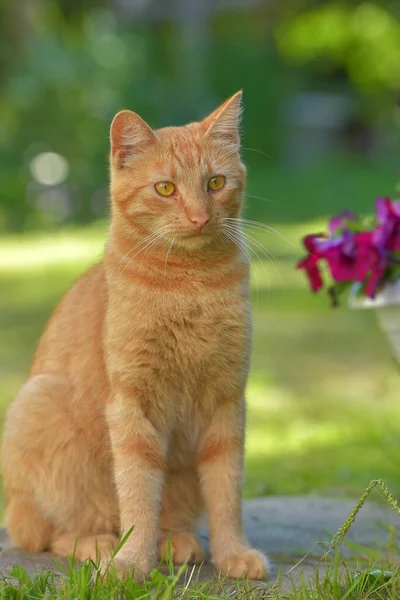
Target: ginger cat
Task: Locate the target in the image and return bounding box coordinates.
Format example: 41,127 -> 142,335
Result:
2,91 -> 268,581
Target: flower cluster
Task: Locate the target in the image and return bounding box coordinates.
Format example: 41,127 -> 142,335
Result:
297,198 -> 400,305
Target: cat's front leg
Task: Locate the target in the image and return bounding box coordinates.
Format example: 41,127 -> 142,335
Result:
198,399 -> 269,580
105,391 -> 167,582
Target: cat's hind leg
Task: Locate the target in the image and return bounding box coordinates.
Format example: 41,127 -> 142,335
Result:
159,469 -> 205,565
2,374 -> 118,556
2,375 -> 70,552
5,494 -> 53,552
50,532 -> 118,562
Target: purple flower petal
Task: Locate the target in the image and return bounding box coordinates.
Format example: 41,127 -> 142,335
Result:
329,211 -> 357,235
341,230 -> 356,257
376,197 -> 391,223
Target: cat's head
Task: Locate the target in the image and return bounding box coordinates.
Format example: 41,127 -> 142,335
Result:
109,91 -> 245,250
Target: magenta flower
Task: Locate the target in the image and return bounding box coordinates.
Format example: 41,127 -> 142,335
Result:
373,197 -> 400,252
320,231 -> 357,283
328,211 -> 356,235
353,231 -> 386,296
297,234 -> 325,292
297,197 -> 400,303
317,231 -> 383,289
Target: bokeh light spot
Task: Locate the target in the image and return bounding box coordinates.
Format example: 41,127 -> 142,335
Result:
29,152 -> 69,186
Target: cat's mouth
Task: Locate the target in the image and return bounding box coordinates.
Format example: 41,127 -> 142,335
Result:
171,227 -> 216,249
173,226 -> 214,240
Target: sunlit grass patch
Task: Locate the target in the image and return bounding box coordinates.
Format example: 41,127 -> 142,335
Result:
0,222 -> 107,272
245,380 -> 400,498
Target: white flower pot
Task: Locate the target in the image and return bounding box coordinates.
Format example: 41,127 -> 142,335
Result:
349,281 -> 400,363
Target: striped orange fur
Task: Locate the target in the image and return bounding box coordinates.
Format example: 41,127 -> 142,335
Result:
2,91 -> 268,581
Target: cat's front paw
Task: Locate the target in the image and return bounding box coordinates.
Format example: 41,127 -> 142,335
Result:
101,552 -> 156,583
158,531 -> 205,564
216,548 -> 269,580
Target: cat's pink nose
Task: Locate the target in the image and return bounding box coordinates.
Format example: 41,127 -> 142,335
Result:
189,214 -> 210,231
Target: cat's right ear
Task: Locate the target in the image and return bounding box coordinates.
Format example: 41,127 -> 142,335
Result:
110,110 -> 157,168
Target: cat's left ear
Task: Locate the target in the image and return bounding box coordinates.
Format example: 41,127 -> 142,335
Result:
110,110 -> 157,168
202,90 -> 243,151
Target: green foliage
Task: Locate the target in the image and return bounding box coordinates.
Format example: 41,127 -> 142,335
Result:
2,0 -> 399,232
0,1 -> 290,231
276,2 -> 400,92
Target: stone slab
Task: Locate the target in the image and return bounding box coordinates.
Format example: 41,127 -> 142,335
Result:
0,496 -> 398,591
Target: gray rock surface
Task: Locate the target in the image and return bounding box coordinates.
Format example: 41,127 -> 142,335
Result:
0,496 -> 398,590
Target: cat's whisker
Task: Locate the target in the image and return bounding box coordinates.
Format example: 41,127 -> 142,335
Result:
241,231 -> 283,293
223,224 -> 271,301
139,230 -> 170,269
224,227 -> 263,304
226,219 -> 286,277
227,218 -> 298,250
221,226 -> 260,304
242,147 -> 272,160
221,227 -> 252,269
226,224 -> 285,296
118,229 -> 168,266
115,226 -> 170,275
244,194 -> 278,205
224,223 -> 280,267
121,228 -> 171,274
225,218 -> 300,251
164,236 -> 175,277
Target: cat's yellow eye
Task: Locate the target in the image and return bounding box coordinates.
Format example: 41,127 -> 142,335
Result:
155,181 -> 175,197
208,175 -> 225,191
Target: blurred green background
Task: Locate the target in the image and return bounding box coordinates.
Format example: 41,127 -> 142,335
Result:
2,0 -> 400,515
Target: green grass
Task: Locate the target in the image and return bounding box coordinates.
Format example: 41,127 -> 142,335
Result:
1,541 -> 400,599
1,564 -> 400,599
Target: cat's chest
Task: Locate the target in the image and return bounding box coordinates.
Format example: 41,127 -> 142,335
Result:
126,290 -> 249,372
107,286 -> 251,383
158,295 -> 248,354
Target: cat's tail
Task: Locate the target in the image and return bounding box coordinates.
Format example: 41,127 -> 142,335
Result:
5,493 -> 53,552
